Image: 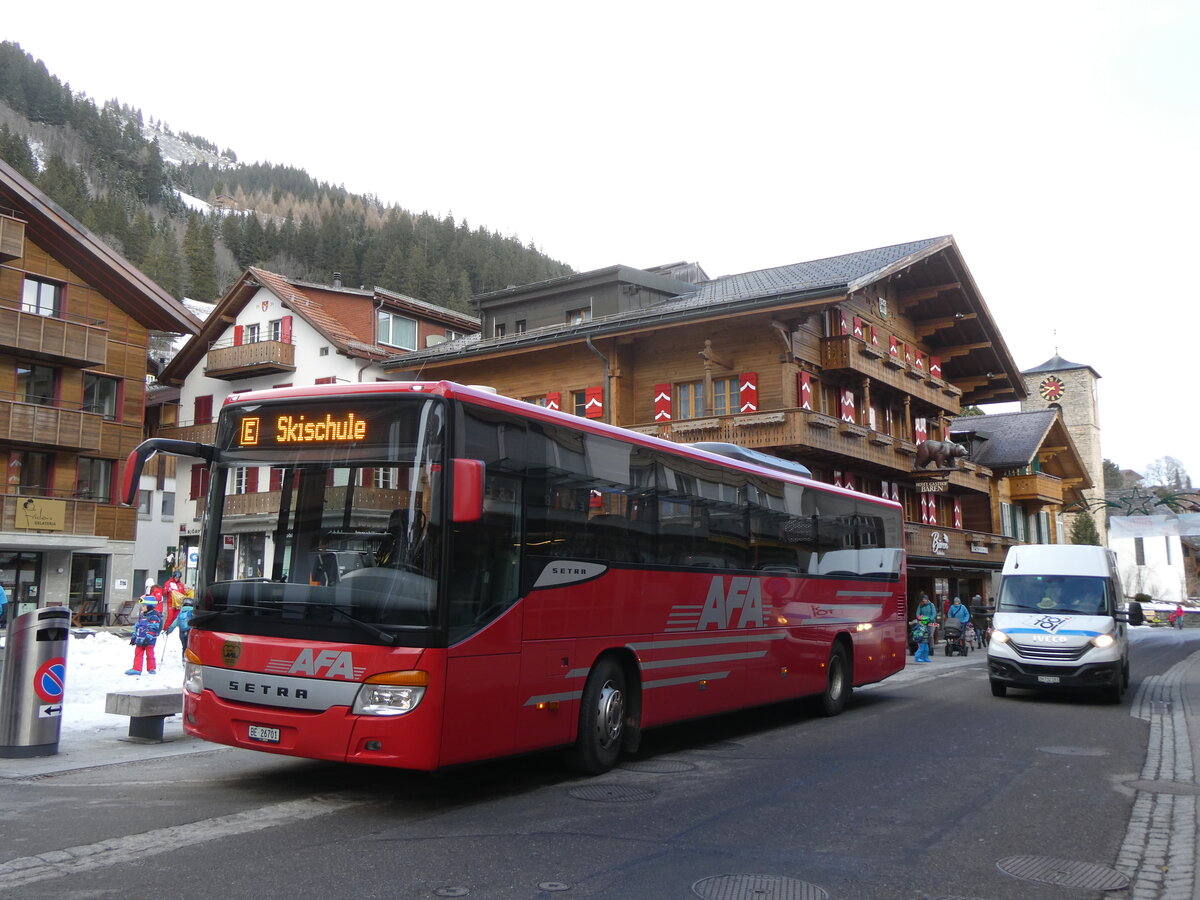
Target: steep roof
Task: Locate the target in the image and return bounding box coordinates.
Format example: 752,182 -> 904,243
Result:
950,409 -> 1092,492
1023,353 -> 1101,380
0,158 -> 202,334
158,267 -> 478,385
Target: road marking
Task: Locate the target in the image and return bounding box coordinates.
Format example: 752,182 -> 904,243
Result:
0,793 -> 366,890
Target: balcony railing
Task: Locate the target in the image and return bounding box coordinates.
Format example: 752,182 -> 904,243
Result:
0,396 -> 101,450
1006,472 -> 1064,505
0,305 -> 108,367
205,340 -> 295,380
819,334 -> 962,412
0,491 -> 98,535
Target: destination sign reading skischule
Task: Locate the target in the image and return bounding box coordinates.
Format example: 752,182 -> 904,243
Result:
238,412 -> 368,447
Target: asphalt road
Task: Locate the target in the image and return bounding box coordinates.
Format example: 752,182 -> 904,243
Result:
1,628 -> 1197,900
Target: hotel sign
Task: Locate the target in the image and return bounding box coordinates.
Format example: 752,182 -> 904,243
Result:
16,498 -> 66,531
916,480 -> 949,493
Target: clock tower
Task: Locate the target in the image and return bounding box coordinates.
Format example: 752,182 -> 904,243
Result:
1020,354 -> 1106,543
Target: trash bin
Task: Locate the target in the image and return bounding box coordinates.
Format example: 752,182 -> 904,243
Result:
0,607 -> 70,758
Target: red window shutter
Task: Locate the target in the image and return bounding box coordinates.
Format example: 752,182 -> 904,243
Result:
834,470 -> 843,489
361,468 -> 374,488
903,343 -> 913,365
233,325 -> 244,346
739,372 -> 758,413
189,465 -> 202,500
891,483 -> 899,502
870,326 -> 880,347
929,356 -> 942,379
281,315 -> 293,344
844,473 -> 855,491
852,317 -> 864,339
315,376 -> 336,385
270,468 -> 283,492
881,480 -> 890,499
838,308 -> 850,335
921,493 -> 932,524
840,389 -> 856,423
245,467 -> 259,493
273,383 -> 292,390
545,392 -> 561,411
654,383 -> 672,422
584,385 -> 604,419
913,350 -> 925,372
953,497 -> 963,529
889,335 -> 900,359
914,417 -> 928,443
798,371 -> 813,410
193,395 -> 213,426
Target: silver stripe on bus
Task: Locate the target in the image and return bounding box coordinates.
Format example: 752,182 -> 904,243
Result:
644,671 -> 731,690
524,690 -> 585,707
565,650 -> 767,679
835,590 -> 893,598
629,632 -> 787,651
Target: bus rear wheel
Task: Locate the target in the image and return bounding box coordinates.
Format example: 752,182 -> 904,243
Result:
819,644 -> 850,717
568,656 -> 627,774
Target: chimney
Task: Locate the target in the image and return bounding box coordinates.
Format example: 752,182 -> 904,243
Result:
332,272 -> 342,288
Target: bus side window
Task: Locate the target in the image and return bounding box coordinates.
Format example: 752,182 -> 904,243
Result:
447,475 -> 521,642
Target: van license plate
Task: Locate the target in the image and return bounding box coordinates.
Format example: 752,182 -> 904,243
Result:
248,725 -> 280,743
1037,675 -> 1060,684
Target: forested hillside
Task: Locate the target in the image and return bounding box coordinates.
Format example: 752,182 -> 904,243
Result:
0,41 -> 572,312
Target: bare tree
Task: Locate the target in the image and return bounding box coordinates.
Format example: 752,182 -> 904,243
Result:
1143,456 -> 1192,490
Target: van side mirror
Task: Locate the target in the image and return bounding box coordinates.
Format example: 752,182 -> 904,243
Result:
451,459 -> 484,523
1122,600 -> 1145,627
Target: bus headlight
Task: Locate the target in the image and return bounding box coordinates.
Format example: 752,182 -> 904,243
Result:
991,630 -> 1010,644
1091,633 -> 1116,649
353,670 -> 428,716
183,649 -> 204,694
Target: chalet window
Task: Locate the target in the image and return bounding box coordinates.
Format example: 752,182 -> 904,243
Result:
76,457 -> 113,503
495,323 -> 506,338
244,323 -> 261,343
447,328 -> 467,340
319,347 -> 330,356
514,320 -> 526,334
374,467 -> 398,490
137,489 -> 153,518
711,377 -> 739,416
377,311 -> 417,349
17,452 -> 50,495
17,363 -> 56,406
676,381 -> 704,419
161,491 -> 175,521
566,307 -> 592,325
269,319 -> 282,341
83,374 -> 120,420
524,395 -> 548,407
572,390 -> 588,417
22,276 -> 62,317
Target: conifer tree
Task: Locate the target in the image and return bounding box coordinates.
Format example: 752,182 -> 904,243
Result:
125,208 -> 154,265
183,215 -> 219,301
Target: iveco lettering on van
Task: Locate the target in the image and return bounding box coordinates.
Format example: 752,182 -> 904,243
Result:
987,544 -> 1142,702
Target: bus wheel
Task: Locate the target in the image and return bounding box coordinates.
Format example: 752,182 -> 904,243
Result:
819,645 -> 850,717
568,656 -> 627,774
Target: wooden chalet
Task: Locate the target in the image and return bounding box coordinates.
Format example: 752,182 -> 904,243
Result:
384,236 -> 1048,607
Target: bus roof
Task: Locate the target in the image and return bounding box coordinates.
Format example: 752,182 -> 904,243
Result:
222,381 -> 898,509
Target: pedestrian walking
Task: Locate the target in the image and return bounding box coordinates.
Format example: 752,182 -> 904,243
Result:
126,595 -> 164,675
167,595 -> 194,651
911,616 -> 932,663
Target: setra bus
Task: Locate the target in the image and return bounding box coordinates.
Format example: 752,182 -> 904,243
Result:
122,381 -> 907,774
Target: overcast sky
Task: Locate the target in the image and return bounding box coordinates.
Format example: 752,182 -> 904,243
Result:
5,2 -> 1198,484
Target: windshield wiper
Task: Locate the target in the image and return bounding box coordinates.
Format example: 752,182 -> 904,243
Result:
194,601 -> 400,645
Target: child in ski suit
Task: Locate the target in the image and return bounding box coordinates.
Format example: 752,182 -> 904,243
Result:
167,597 -> 194,651
126,595 -> 164,675
911,616 -> 932,663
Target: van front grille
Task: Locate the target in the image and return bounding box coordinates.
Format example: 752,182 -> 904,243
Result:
1010,640 -> 1089,662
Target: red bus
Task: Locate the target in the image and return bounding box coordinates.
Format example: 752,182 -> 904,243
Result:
124,381 -> 906,774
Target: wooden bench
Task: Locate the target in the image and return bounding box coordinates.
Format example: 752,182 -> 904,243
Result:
104,688 -> 183,742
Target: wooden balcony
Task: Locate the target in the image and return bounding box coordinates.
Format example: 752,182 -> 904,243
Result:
904,522 -> 1016,567
0,306 -> 108,367
205,340 -> 295,381
0,399 -> 101,450
820,334 -> 961,413
629,408 -> 987,492
0,210 -> 25,262
1006,472 -> 1064,506
0,492 -> 97,535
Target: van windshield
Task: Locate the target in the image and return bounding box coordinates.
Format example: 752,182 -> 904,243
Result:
997,575 -> 1113,616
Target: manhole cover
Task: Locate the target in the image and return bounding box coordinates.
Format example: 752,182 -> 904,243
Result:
692,875 -> 829,900
997,856 -> 1130,891
619,759 -> 697,774
568,784 -> 656,802
1037,746 -> 1109,756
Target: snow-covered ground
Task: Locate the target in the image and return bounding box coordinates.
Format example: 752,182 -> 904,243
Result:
0,629 -> 185,736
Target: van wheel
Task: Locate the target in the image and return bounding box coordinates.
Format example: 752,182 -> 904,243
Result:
1104,680 -> 1123,704
819,645 -> 850,716
990,681 -> 1007,698
567,656 -> 626,775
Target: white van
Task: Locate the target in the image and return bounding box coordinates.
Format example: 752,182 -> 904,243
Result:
988,544 -> 1143,702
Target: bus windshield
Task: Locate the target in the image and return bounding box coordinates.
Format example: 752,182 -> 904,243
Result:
997,574 -> 1113,617
196,394 -> 447,644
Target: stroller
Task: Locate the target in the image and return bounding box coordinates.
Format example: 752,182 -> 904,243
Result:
942,618 -> 969,656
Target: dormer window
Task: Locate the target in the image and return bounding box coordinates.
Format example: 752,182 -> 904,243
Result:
377,310 -> 417,349
566,307 -> 591,325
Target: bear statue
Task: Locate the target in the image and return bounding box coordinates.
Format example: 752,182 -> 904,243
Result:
914,439 -> 968,470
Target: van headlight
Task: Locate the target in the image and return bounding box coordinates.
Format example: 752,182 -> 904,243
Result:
184,649 -> 204,694
991,630 -> 1010,644
353,670 -> 428,716
1091,633 -> 1116,649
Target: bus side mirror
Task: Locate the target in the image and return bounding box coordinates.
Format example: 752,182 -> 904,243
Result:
451,459 -> 484,523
